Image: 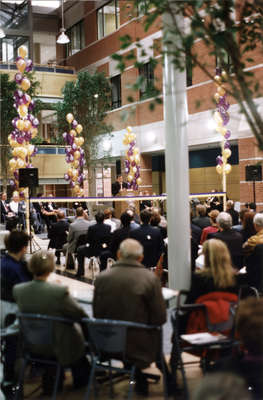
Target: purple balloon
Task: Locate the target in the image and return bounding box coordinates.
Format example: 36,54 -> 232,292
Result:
15,73 -> 23,84
64,174 -> 69,181
17,137 -> 24,144
70,181 -> 75,188
63,132 -> 67,140
9,179 -> 15,187
72,143 -> 77,151
69,155 -> 74,162
28,101 -> 34,112
72,120 -> 78,128
224,141 -> 230,149
25,59 -> 33,72
14,171 -> 19,179
32,118 -> 39,127
224,130 -> 231,139
216,156 -> 223,165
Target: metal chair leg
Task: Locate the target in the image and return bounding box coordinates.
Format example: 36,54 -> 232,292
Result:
127,365 -> 136,400
15,358 -> 27,400
51,364 -> 61,400
84,360 -> 97,400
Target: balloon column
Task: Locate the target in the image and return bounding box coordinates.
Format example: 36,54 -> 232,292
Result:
63,113 -> 85,196
8,45 -> 38,189
214,68 -> 232,192
123,126 -> 141,190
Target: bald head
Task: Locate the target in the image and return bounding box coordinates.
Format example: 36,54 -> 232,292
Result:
118,239 -> 143,262
57,210 -> 65,220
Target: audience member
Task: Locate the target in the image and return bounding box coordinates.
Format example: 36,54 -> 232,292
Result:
245,202 -> 256,212
48,210 -> 69,265
150,208 -> 167,239
109,211 -> 133,260
93,239 -> 167,396
110,207 -> 121,229
205,189 -> 223,212
215,298 -> 263,399
130,209 -> 163,268
241,212 -> 256,243
103,208 -> 117,232
192,204 -> 211,229
63,207 -> 91,269
233,208 -> 249,232
76,211 -> 111,277
207,212 -> 243,270
139,191 -> 152,211
226,200 -> 239,226
126,208 -> 140,230
243,213 -> 263,256
9,191 -> 26,230
13,251 -> 90,394
127,203 -> 140,225
0,192 -> 9,224
200,209 -> 219,244
41,194 -> 58,233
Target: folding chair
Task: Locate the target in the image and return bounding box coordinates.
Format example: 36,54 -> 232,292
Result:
15,313 -> 75,400
170,290 -> 239,399
82,318 -> 168,400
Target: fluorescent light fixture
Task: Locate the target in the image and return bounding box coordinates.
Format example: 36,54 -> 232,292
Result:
0,28 -> 5,39
56,0 -> 70,45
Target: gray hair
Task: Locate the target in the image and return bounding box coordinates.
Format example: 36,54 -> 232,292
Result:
254,213 -> 263,228
119,239 -> 143,261
28,250 -> 54,276
216,212 -> 232,230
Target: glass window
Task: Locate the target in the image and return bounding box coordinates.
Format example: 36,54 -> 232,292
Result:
0,36 -> 29,63
97,0 -> 120,40
139,62 -> 155,100
66,20 -> 85,57
111,75 -> 121,109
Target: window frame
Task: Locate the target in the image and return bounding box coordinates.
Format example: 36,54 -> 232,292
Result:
66,19 -> 85,57
97,0 -> 120,40
139,62 -> 155,100
110,74 -> 122,110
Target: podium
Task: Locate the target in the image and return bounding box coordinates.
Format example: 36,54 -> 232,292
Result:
115,190 -> 139,218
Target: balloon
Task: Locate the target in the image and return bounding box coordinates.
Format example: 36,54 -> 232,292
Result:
78,137 -> 84,146
224,164 -> 232,174
21,78 -> 31,91
68,168 -> 73,177
123,138 -> 129,146
223,148 -> 232,159
31,128 -> 38,138
16,119 -> 25,131
17,136 -> 24,144
216,164 -> 223,174
28,144 -> 35,156
9,159 -> 17,170
15,73 -> 23,84
76,124 -> 83,134
224,130 -> 231,139
133,147 -> 139,155
72,120 -> 78,128
16,58 -> 26,73
73,184 -> 80,192
74,150 -> 80,159
23,94 -> 31,105
126,126 -> 132,133
64,173 -> 69,181
129,155 -> 134,162
213,111 -> 223,125
18,45 -> 28,58
214,75 -> 222,84
23,120 -> 32,131
32,118 -> 39,127
25,59 -> 33,72
63,132 -> 67,140
221,70 -> 228,80
17,159 -> 26,168
73,160 -> 79,168
18,147 -> 28,159
70,129 -> 76,137
217,86 -> 226,96
134,155 -> 140,163
132,166 -> 137,173
127,174 -> 133,182
18,104 -> 28,118
136,177 -> 142,185
217,126 -> 227,135
66,113 -> 74,123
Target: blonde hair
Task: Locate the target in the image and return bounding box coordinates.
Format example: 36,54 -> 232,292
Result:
28,250 -> 54,277
201,239 -> 234,288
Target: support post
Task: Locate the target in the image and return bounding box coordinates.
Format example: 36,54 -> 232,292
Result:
25,187 -> 30,236
162,8 -> 191,291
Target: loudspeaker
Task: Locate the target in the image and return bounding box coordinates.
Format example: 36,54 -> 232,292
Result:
19,168 -> 39,188
245,165 -> 262,181
116,159 -> 121,175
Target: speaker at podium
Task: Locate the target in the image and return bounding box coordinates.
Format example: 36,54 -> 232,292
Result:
115,190 -> 139,218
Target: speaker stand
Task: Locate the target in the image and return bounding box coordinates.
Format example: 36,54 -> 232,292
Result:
28,187 -> 41,254
253,180 -> 256,205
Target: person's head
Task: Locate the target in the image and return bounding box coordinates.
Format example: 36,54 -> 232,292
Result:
202,239 -> 234,288
192,372 -> 251,400
196,204 -> 207,217
253,213 -> 263,232
118,239 -> 143,263
4,230 -> 30,258
150,209 -> 161,226
240,208 -> 249,223
236,298 -> 263,355
95,211 -> 104,223
126,208 -> 134,220
1,192 -> 7,201
248,202 -> 256,212
117,175 -> 123,183
56,210 -> 65,220
127,203 -> 136,213
216,212 -> 232,231
120,211 -> 132,227
76,207 -> 84,217
208,209 -> 220,224
28,250 -> 54,278
242,211 -> 256,233
140,209 -> 151,224
226,200 -> 234,210
12,191 -> 20,202
110,207 -> 116,218
104,208 -> 112,220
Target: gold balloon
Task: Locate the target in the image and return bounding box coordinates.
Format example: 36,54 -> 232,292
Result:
66,113 -> 74,124
216,126 -> 227,135
76,124 -> 83,134
123,138 -> 129,146
28,144 -> 35,156
217,86 -> 226,96
73,184 -> 80,192
23,120 -> 32,131
136,177 -> 142,185
25,95 -> 31,106
130,133 -> 136,142
214,75 -> 222,84
127,174 -> 133,182
21,78 -> 31,91
126,126 -> 132,133
224,163 -> 232,174
216,164 -> 223,174
11,140 -> 19,148
8,134 -> 12,143
17,158 -> 26,168
19,148 -> 28,159
68,168 -> 73,177
73,160 -> 79,168
78,137 -> 84,146
213,111 -> 223,125
18,45 -> 28,58
221,70 -> 228,80
12,148 -> 20,157
74,150 -> 80,159
70,129 -> 76,137
72,168 -> 78,177
132,166 -> 137,173
9,159 -> 17,169
16,58 -> 26,73
16,119 -> 25,131
79,188 -> 84,197
129,155 -> 135,162
223,148 -> 232,159
18,104 -> 28,118
214,93 -> 220,103
133,147 -> 139,155
31,127 -> 38,138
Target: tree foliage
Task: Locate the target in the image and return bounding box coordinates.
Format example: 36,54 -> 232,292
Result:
114,0 -> 263,149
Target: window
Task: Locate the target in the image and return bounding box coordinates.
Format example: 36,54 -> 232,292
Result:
186,57 -> 193,87
139,62 -> 155,100
97,0 -> 120,40
111,75 -> 122,109
0,36 -> 29,62
66,20 -> 85,57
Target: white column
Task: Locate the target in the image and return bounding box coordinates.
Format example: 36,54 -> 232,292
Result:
163,10 -> 191,291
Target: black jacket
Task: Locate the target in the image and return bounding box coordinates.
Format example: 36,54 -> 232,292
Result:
85,223 -> 111,257
130,224 -> 163,268
192,216 -> 211,230
110,226 -> 131,259
112,181 -> 128,196
207,229 -> 243,269
48,219 -> 69,249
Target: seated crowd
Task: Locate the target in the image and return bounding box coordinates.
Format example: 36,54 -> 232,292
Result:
1,195 -> 263,399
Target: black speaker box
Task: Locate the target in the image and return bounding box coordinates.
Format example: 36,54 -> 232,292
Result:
19,168 -> 39,188
116,159 -> 121,175
245,165 -> 262,182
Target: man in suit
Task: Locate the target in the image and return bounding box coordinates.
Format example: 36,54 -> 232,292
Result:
13,251 -> 90,393
192,204 -> 211,229
63,207 -> 91,270
0,192 -> 9,224
76,211 -> 111,277
130,209 -> 163,268
207,212 -> 243,269
112,175 -> 128,196
48,210 -> 69,265
93,239 -> 167,396
226,200 -> 239,226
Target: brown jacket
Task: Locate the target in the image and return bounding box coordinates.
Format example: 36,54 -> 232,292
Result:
13,280 -> 87,366
243,229 -> 263,256
93,259 -> 166,368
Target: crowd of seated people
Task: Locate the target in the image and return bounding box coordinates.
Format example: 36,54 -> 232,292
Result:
0,191 -> 26,231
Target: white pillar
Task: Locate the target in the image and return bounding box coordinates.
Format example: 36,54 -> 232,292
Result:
163,10 -> 191,291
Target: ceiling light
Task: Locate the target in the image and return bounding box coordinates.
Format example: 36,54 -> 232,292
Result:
56,0 -> 70,45
0,28 -> 6,39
